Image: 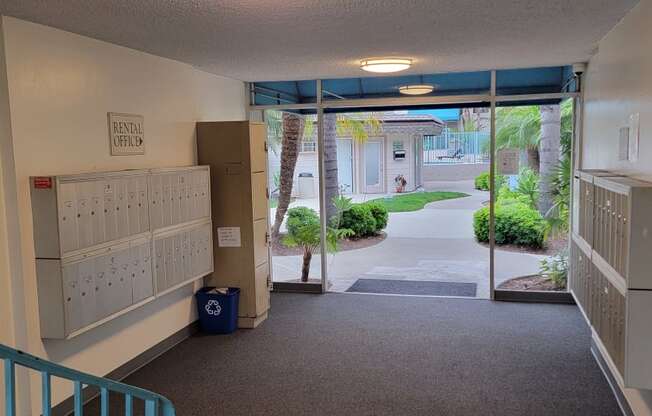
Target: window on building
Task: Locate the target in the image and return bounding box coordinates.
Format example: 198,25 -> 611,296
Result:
301,139 -> 317,153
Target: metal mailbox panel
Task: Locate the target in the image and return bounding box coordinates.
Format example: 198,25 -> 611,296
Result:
77,258 -> 97,328
132,242 -> 153,303
58,181 -> 79,253
62,262 -> 82,334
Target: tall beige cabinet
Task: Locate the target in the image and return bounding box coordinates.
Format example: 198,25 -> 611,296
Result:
196,121 -> 270,328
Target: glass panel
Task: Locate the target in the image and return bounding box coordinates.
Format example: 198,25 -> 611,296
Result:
337,139 -> 353,194
324,109 -> 489,298
494,100 -> 572,293
365,142 -> 380,186
265,110 -> 323,287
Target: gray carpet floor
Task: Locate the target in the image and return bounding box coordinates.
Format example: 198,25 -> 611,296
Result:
86,293 -> 621,416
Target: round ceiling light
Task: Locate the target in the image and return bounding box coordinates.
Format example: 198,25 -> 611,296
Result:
398,84 -> 435,95
360,58 -> 412,73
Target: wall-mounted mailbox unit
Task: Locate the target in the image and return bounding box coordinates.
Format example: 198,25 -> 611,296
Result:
31,166 -> 213,339
570,170 -> 652,390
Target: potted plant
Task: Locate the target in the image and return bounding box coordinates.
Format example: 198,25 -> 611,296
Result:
394,174 -> 407,193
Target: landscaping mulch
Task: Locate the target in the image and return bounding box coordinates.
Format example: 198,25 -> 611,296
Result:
271,232 -> 387,256
497,274 -> 565,291
478,234 -> 569,255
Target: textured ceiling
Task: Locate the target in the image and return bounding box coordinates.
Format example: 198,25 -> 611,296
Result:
0,0 -> 638,81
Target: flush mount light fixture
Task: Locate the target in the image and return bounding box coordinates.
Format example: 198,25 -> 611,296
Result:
399,84 -> 435,95
360,58 -> 412,73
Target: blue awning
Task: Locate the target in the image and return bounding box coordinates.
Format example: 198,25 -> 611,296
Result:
251,65 -> 575,110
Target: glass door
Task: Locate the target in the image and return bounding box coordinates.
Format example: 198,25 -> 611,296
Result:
264,109 -> 324,292
492,100 -> 573,299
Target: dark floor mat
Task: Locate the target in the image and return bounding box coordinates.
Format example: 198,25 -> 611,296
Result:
345,278 -> 477,297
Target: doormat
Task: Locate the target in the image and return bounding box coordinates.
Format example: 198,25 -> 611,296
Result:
345,279 -> 477,297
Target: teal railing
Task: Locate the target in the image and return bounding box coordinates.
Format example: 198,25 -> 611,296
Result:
1,343 -> 175,416
423,130 -> 490,165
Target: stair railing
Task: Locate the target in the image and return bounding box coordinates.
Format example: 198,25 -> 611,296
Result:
1,343 -> 175,416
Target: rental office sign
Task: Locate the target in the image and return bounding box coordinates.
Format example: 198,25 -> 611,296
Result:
108,112 -> 145,155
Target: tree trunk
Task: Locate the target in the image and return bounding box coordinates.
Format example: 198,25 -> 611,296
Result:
323,113 -> 339,223
538,105 -> 561,216
527,148 -> 540,173
271,113 -> 304,238
301,250 -> 312,282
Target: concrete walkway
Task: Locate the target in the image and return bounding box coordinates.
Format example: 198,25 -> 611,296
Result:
273,180 -> 546,299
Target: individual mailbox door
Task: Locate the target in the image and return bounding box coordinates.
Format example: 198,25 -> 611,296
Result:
62,262 -> 82,334
196,170 -> 209,219
116,249 -> 133,311
173,234 -> 184,286
188,228 -> 197,277
77,258 -> 97,328
94,253 -> 111,320
90,180 -> 104,246
181,231 -> 192,283
189,172 -> 201,220
127,177 -> 141,234
161,175 -> 172,228
137,176 -> 149,233
58,181 -> 79,253
170,173 -> 180,226
164,236 -> 175,291
114,179 -> 129,239
105,252 -> 122,316
76,181 -> 93,249
102,180 -> 118,242
177,173 -> 188,224
134,242 -> 153,302
154,237 -> 166,294
149,174 -> 163,230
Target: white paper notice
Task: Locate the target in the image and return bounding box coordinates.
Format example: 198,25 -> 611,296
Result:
498,148 -> 519,175
217,227 -> 241,247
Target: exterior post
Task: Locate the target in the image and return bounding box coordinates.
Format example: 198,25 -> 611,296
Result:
489,70 -> 496,300
316,80 -> 328,292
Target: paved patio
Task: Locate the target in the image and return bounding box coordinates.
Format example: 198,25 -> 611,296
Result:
272,180 -> 547,298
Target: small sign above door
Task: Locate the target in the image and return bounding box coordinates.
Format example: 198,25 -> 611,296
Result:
108,112 -> 145,156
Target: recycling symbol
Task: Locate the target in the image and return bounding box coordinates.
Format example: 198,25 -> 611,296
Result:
205,299 -> 222,316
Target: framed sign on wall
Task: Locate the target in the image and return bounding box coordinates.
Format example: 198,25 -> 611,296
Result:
107,112 -> 145,156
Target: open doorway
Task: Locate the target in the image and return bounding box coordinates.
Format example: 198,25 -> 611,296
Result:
264,102 -> 572,299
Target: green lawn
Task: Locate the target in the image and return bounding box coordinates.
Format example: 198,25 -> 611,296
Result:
367,191 -> 469,212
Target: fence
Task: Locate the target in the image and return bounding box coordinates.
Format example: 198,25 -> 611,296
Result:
423,129 -> 489,165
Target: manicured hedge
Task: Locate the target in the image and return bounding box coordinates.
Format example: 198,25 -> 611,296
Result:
365,203 -> 388,230
474,172 -> 505,191
473,202 -> 546,248
339,203 -> 388,238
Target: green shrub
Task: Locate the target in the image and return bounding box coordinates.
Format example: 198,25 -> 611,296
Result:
473,202 -> 546,248
286,206 -> 320,236
540,250 -> 568,289
340,204 -> 377,237
496,185 -> 530,206
474,172 -> 490,190
515,168 -> 539,209
364,203 -> 388,232
474,172 -> 505,191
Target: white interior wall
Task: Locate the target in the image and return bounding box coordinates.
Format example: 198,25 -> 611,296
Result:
581,0 -> 652,414
0,16 -> 245,413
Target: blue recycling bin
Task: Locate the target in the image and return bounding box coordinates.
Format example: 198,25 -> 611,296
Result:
195,287 -> 240,334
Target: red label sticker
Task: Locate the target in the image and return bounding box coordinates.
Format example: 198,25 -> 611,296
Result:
33,177 -> 53,189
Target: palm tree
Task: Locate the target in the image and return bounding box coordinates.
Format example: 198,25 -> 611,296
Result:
495,104 -> 562,214
496,106 -> 541,172
323,113 -> 380,222
270,112 -> 304,238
